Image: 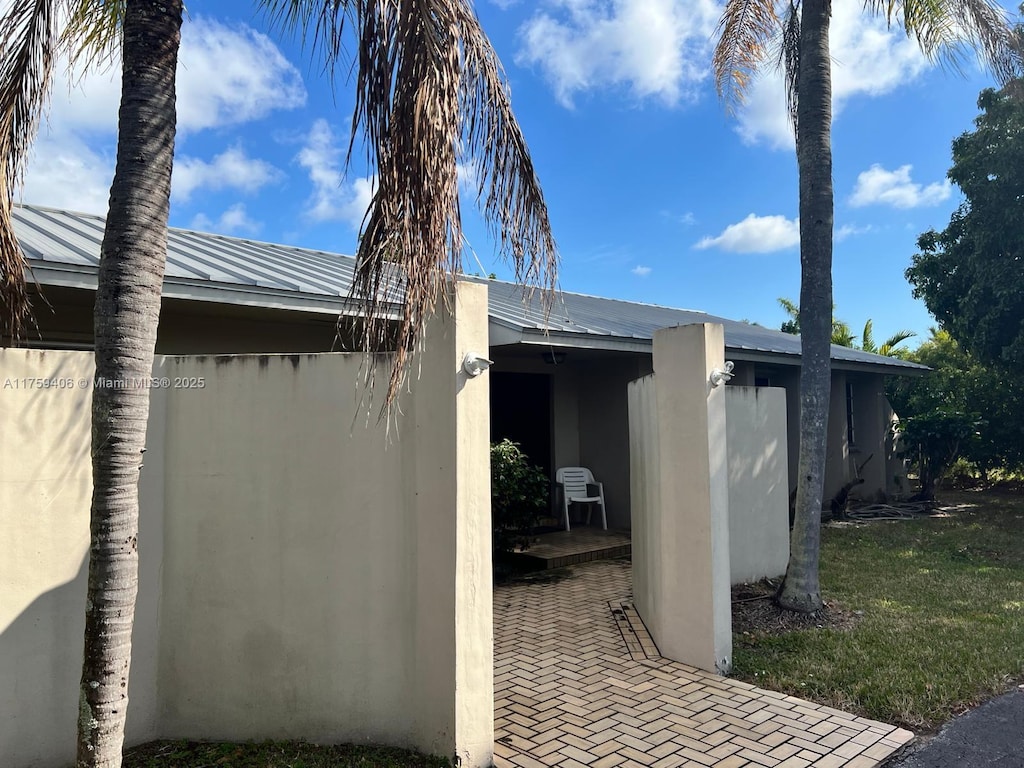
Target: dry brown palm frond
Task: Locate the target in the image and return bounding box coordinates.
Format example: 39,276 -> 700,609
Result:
713,0 -> 782,111
264,0 -> 558,416
0,0 -> 58,342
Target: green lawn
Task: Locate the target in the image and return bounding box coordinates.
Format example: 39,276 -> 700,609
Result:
731,489 -> 1024,731
123,741 -> 450,768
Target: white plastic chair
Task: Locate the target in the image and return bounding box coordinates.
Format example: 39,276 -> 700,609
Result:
555,467 -> 608,532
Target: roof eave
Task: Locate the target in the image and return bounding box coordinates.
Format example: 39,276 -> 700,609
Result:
27,261 -> 403,320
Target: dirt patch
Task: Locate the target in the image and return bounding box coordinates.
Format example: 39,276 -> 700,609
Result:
732,579 -> 862,638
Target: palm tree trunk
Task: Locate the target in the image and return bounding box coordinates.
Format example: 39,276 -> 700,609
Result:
77,1 -> 181,765
777,0 -> 832,613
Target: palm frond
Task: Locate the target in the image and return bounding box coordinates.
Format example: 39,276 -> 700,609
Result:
865,0 -> 1022,84
779,0 -> 801,136
62,0 -> 124,73
778,296 -> 800,319
879,329 -> 917,356
861,318 -> 876,352
713,0 -> 782,112
258,0 -> 357,82
269,0 -> 557,414
832,319 -> 855,348
0,0 -> 58,341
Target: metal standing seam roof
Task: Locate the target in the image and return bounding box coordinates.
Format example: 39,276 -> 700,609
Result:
13,203 -> 927,373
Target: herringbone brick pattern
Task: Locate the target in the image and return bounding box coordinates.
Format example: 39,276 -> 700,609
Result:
494,559 -> 914,768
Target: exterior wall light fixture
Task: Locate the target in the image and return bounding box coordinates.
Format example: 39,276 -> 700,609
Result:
709,361 -> 735,388
462,352 -> 493,377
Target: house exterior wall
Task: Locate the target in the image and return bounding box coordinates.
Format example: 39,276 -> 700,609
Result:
486,353 -> 581,490
0,349 -> 162,767
578,357 -> 651,531
824,372 -> 850,504
0,282 -> 493,768
819,371 -> 896,506
488,351 -> 651,530
725,387 -> 790,584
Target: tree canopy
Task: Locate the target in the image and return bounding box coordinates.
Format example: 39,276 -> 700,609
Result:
907,85 -> 1024,370
888,329 -> 1024,476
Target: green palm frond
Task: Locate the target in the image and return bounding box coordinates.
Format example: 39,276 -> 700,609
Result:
62,0 -> 124,72
861,318 -> 876,353
864,0 -> 1021,83
832,319 -> 855,347
778,296 -> 800,334
0,0 -> 59,341
879,329 -> 917,356
713,0 -> 781,112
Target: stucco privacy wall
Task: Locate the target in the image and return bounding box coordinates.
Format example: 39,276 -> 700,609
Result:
158,281 -> 493,765
628,324 -> 732,674
1,281 -> 493,768
725,387 -> 790,584
0,349 -> 161,767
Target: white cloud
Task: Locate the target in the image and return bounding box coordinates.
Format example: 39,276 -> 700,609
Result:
219,203 -> 261,234
25,17 -> 305,210
173,146 -> 281,202
189,203 -> 262,236
849,164 -> 951,209
297,119 -> 376,227
175,19 -> 306,132
660,209 -> 695,226
632,265 -> 652,276
835,223 -> 873,241
516,0 -> 720,107
21,133 -> 113,214
734,2 -> 931,148
695,214 -> 799,253
46,17 -> 306,136
457,161 -> 481,196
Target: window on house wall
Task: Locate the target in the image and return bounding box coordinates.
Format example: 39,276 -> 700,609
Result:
846,382 -> 856,446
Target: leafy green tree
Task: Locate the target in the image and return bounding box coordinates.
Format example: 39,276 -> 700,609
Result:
0,1 -> 556,765
896,410 -> 980,500
715,0 -> 1019,613
888,329 -> 1024,478
908,84 -> 1024,370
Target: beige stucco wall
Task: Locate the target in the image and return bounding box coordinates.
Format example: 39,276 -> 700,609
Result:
0,349 -> 162,767
2,281 -> 494,768
725,387 -> 790,584
157,282 -> 492,765
629,324 -> 732,674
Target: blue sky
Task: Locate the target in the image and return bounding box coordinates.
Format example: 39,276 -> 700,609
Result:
22,0 -> 1012,343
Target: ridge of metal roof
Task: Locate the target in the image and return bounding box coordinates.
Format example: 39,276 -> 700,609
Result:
13,203 -> 927,372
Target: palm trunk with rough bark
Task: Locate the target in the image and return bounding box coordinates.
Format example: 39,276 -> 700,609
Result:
777,0 -> 831,613
77,1 -> 181,765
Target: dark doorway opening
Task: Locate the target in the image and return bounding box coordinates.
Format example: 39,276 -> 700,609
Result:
490,372 -> 553,478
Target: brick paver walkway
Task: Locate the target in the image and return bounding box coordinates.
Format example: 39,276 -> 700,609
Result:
494,559 -> 914,768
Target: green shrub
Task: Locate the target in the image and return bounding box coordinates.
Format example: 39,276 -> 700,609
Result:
490,439 -> 548,555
